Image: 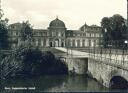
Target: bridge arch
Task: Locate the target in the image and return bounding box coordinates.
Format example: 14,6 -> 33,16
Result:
109,76 -> 128,89
107,69 -> 128,89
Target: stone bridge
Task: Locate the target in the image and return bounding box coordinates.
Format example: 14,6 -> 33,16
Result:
54,47 -> 128,88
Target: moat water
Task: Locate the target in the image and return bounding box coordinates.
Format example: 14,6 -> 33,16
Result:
0,75 -> 127,93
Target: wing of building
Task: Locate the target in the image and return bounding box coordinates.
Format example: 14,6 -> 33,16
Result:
8,18 -> 103,49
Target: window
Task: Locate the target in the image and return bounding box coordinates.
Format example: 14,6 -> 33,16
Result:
62,33 -> 64,37
82,40 -> 85,47
16,32 -> 18,36
72,39 -> 75,47
67,39 -> 70,47
56,32 -> 58,36
93,33 -> 95,37
83,33 -> 85,37
70,39 -> 73,47
77,40 -> 80,47
85,28 -> 88,31
41,40 -> 43,46
78,34 -> 80,36
52,32 -> 54,36
40,32 -> 43,36
10,31 -> 13,36
35,39 -> 38,46
50,42 -> 52,47
33,32 -> 36,35
13,32 -> 16,36
36,32 -> 39,36
96,34 -> 99,37
44,32 -> 47,36
58,32 -> 61,36
38,38 -> 41,46
91,33 -> 94,37
86,33 -> 89,37
90,33 -> 91,37
12,26 -> 15,29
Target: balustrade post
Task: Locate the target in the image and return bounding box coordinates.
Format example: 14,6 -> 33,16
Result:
108,40 -> 112,64
94,41 -> 95,59
100,44 -> 103,61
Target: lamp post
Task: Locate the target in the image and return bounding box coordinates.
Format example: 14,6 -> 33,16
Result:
122,40 -> 128,64
124,40 -> 128,45
66,39 -> 68,56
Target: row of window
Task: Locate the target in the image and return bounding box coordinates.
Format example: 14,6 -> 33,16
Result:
9,31 -> 49,36
9,31 -> 19,36
51,32 -> 65,37
8,31 -> 103,38
33,32 -> 48,36
11,37 -> 99,48
9,31 -> 65,37
83,27 -> 101,31
67,39 -> 99,47
68,33 -> 102,37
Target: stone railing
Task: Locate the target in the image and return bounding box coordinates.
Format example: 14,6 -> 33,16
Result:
54,47 -> 128,70
89,53 -> 128,71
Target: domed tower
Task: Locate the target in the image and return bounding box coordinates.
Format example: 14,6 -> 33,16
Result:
48,17 -> 66,47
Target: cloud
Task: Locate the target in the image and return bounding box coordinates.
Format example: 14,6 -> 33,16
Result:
2,0 -> 127,29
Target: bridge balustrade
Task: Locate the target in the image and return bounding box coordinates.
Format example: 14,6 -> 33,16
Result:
55,40 -> 128,70
90,47 -> 128,71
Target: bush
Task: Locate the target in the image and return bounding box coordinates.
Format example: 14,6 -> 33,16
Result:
0,47 -> 68,79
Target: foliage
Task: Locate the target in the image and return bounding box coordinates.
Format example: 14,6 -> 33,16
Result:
0,18 -> 9,49
18,48 -> 68,76
101,14 -> 127,48
0,46 -> 68,79
20,21 -> 33,42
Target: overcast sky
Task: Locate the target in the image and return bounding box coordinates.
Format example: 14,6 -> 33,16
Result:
2,0 -> 127,30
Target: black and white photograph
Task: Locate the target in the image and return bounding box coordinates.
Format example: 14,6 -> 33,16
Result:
0,0 -> 128,92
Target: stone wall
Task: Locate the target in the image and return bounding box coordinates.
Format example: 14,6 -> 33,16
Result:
88,58 -> 128,88
65,57 -> 88,75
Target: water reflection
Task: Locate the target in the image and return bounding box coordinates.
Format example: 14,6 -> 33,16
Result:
46,75 -> 108,92
0,75 -> 112,92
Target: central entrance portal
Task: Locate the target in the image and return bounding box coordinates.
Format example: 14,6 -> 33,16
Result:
55,39 -> 59,47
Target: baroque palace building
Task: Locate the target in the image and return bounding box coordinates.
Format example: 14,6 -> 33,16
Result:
8,17 -> 103,49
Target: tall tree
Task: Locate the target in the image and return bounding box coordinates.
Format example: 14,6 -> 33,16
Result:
101,14 -> 127,48
0,12 -> 9,49
101,17 -> 111,47
20,21 -> 33,46
110,14 -> 127,40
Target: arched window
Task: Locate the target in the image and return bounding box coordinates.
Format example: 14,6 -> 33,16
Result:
72,39 -> 75,47
82,40 -> 85,47
55,39 -> 59,47
50,42 -> 52,47
61,42 -> 64,47
77,40 -> 80,47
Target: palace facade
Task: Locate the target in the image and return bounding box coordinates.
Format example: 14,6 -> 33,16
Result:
8,18 -> 103,48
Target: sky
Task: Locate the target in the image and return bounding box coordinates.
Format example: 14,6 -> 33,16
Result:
2,0 -> 127,30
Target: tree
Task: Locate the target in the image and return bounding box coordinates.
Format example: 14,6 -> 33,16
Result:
1,46 -> 68,79
0,10 -> 9,49
101,17 -> 111,47
20,21 -> 33,46
101,14 -> 127,48
111,14 -> 127,40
